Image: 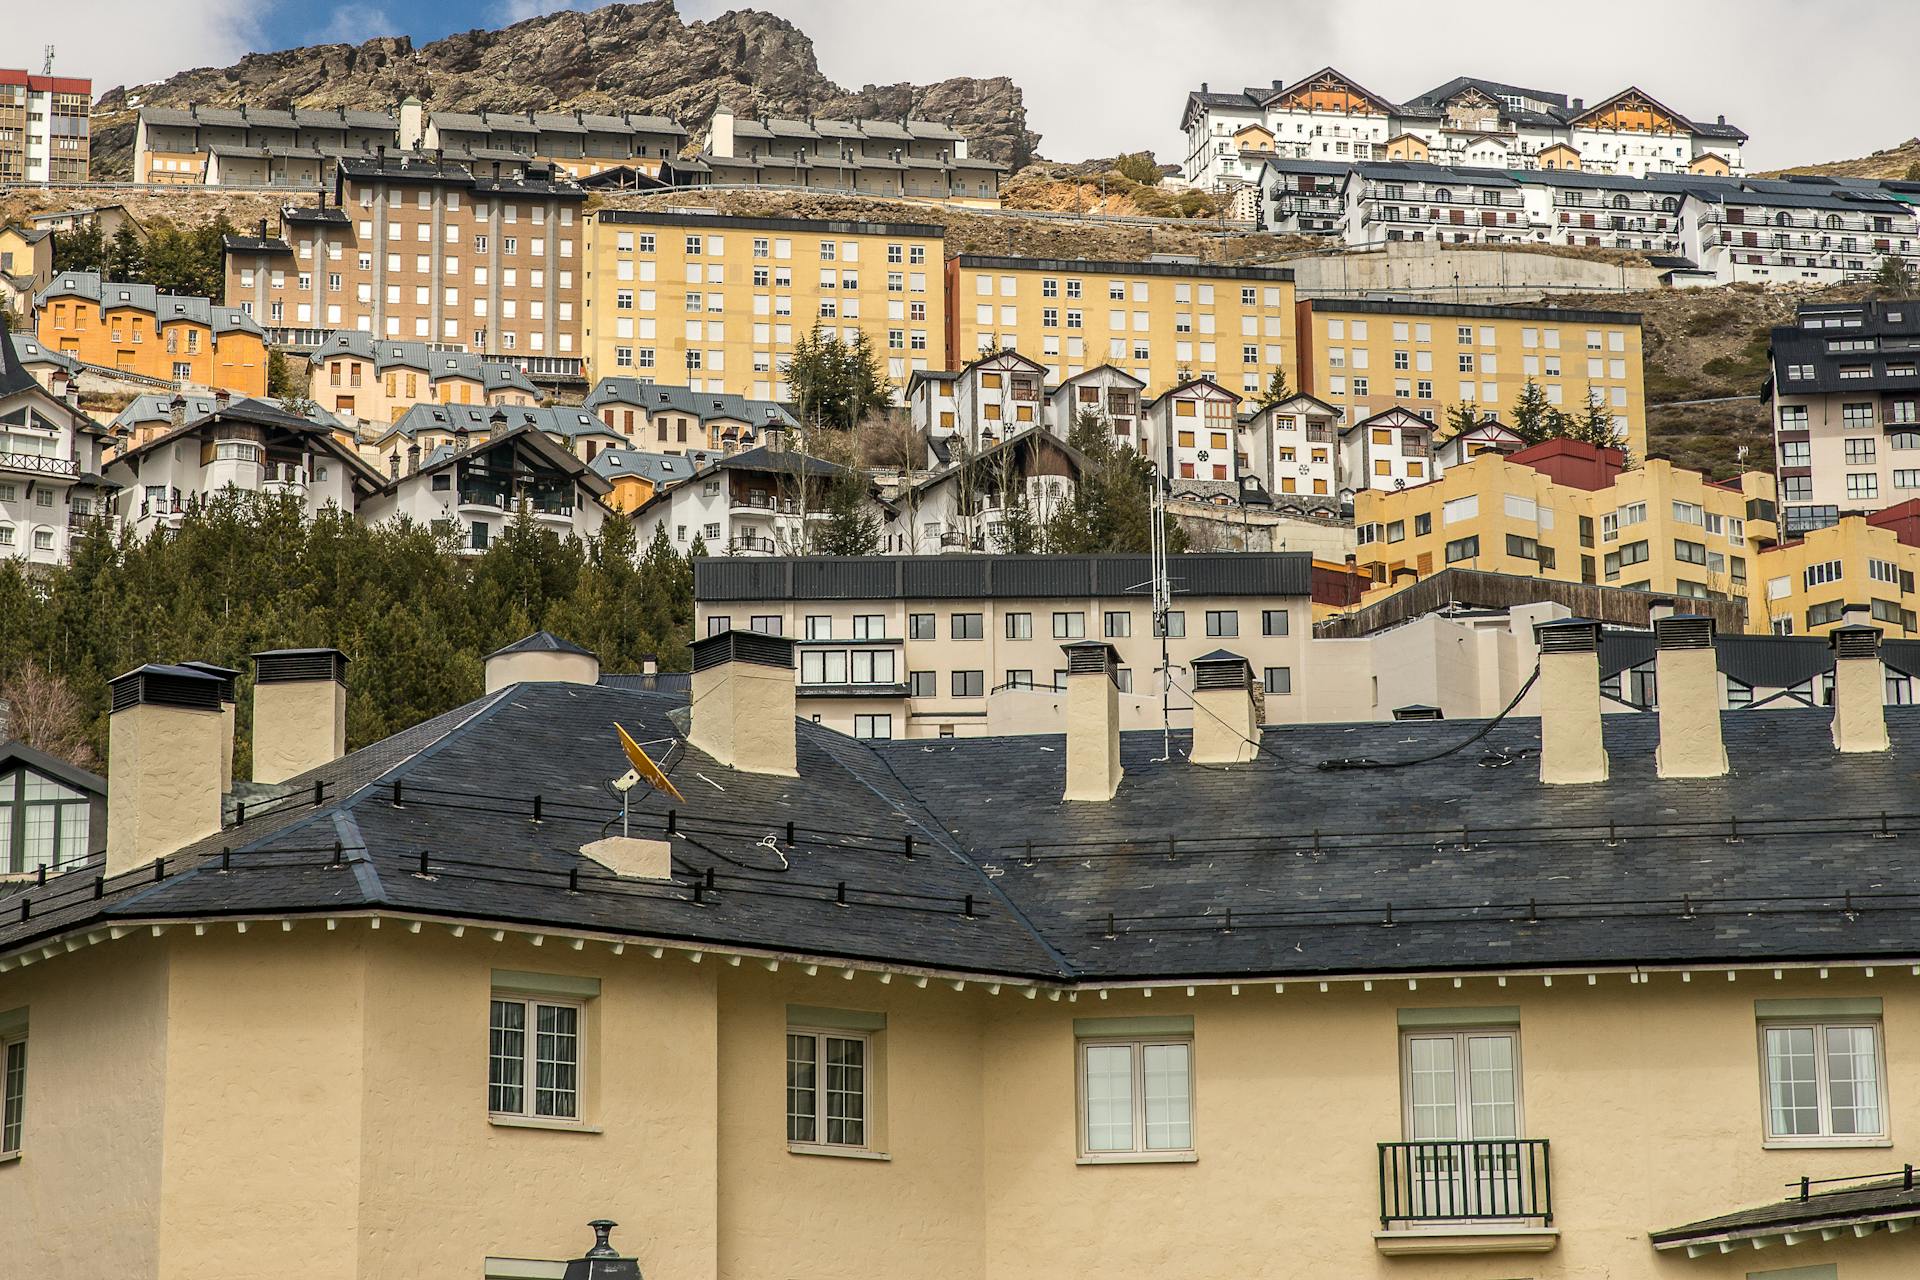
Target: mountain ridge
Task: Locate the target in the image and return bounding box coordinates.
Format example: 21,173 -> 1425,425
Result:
90,1 -> 1038,178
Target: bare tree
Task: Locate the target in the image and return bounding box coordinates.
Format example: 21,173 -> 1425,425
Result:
0,662 -> 100,769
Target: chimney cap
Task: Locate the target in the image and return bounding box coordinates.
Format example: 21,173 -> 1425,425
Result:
178,659 -> 241,702
1061,638 -> 1122,676
109,663 -> 224,714
1533,617 -> 1604,651
253,648 -> 349,685
1829,619 -> 1884,656
1653,613 -> 1716,650
691,628 -> 794,673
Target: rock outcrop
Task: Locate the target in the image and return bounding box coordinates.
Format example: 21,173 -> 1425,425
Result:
92,1 -> 1038,178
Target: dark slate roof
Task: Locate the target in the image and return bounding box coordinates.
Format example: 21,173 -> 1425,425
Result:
487,632 -> 596,659
694,553 -> 1314,602
0,740 -> 104,797
0,312 -> 34,399
1770,299 -> 1920,395
1652,1173 -> 1920,1247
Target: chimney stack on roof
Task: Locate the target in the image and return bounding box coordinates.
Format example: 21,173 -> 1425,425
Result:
106,664 -> 225,879
1062,640 -> 1124,802
178,661 -> 241,794
251,649 -> 348,784
484,632 -> 601,694
1653,614 -> 1728,779
1189,650 -> 1259,765
1533,619 -> 1608,785
687,630 -> 797,777
1830,611 -> 1890,754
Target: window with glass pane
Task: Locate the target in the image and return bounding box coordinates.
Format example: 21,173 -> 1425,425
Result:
1763,1022 -> 1884,1141
0,769 -> 91,875
1403,1030 -> 1520,1141
1079,1038 -> 1193,1157
787,1029 -> 866,1147
489,996 -> 580,1120
2,1035 -> 23,1155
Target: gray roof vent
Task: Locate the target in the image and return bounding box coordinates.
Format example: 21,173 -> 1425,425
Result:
1653,616 -> 1715,651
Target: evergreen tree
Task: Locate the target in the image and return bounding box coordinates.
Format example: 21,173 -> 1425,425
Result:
1045,410 -> 1188,554
786,328 -> 890,432
1443,401 -> 1480,437
106,224 -> 145,282
1508,379 -> 1553,445
52,220 -> 106,275
1252,367 -> 1293,409
809,470 -> 882,556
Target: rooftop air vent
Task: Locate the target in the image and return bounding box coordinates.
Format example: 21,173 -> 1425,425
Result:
1653,616 -> 1715,651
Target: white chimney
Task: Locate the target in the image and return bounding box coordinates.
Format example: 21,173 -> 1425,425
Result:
106,665 -> 225,878
1062,640 -> 1123,802
251,649 -> 348,784
1653,615 -> 1727,779
1532,619 -> 1608,785
484,632 -> 601,693
709,103 -> 737,159
687,630 -> 797,777
1189,650 -> 1259,765
1829,619 -> 1890,753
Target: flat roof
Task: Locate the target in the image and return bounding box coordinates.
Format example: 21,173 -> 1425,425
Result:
594,209 -> 945,238
952,255 -> 1295,284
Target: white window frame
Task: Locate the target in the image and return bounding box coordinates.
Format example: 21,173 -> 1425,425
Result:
787,1026 -> 873,1153
488,993 -> 585,1126
1758,1019 -> 1890,1148
1400,1027 -> 1524,1142
1076,1036 -> 1196,1163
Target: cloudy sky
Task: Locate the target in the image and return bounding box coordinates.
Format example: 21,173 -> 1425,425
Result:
22,0 -> 1913,170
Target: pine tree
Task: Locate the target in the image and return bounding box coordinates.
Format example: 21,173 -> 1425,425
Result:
52,220 -> 105,275
1250,367 -> 1293,409
1443,401 -> 1480,437
808,470 -> 881,556
106,224 -> 145,282
1045,410 -> 1188,554
1508,379 -> 1553,445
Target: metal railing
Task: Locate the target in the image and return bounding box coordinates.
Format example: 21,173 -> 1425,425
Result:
0,452 -> 78,477
1378,1139 -> 1552,1229
728,534 -> 778,554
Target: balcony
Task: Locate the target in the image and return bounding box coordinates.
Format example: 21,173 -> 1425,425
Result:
731,493 -> 800,515
728,534 -> 778,555
1376,1139 -> 1556,1256
0,452 -> 78,478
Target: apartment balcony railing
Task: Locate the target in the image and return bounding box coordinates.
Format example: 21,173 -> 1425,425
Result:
138,499 -> 186,520
0,452 -> 78,477
263,326 -> 332,349
1378,1139 -> 1553,1230
729,534 -> 778,554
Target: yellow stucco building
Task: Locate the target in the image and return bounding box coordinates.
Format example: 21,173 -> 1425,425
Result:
581,209 -> 948,399
1752,503 -> 1920,638
1355,440 -> 1777,618
12,632 -> 1920,1278
946,254 -> 1297,401
34,271 -> 269,396
1299,298 -> 1648,462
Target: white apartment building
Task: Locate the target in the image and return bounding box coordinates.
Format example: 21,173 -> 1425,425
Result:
357,423 -> 612,552
1182,69 -> 1745,190
1679,183 -> 1920,286
1240,394 -> 1343,508
880,428 -> 1080,556
905,350 -> 1050,449
0,326 -> 109,566
1047,365 -> 1146,445
630,445 -> 854,557
1337,406 -> 1437,497
103,396 -> 383,538
1145,377 -> 1243,485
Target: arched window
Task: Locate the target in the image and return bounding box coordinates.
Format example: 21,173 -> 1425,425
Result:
1434,187 -> 1452,202
1662,197 -> 1679,213
1775,212 -> 1792,227
1826,213 -> 1844,230
1612,194 -> 1629,210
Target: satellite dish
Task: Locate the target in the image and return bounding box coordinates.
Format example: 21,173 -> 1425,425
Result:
615,722 -> 684,803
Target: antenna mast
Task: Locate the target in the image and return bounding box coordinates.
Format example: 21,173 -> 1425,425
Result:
42,46 -> 54,77
1149,463 -> 1172,762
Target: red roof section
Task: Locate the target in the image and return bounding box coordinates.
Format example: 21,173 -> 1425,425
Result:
1506,438 -> 1627,491
0,70 -> 91,96
1868,499 -> 1920,548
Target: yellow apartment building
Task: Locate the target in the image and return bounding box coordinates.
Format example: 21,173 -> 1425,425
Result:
305,330 -> 542,430
944,254 -> 1296,401
1752,502 -> 1920,637
10,629 -> 1920,1279
581,209 -> 948,398
1355,439 -> 1777,618
1298,297 -> 1648,461
0,224 -> 53,317
34,271 -> 269,396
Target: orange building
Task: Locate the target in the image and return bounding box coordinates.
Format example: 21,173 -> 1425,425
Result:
35,271 -> 268,395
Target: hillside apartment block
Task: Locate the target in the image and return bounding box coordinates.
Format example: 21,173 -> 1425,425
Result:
1297,298 -> 1647,460
33,272 -> 268,396
1181,68 -> 1745,189
579,209 -> 948,399
1354,440 -> 1776,611
220,154 -> 586,371
1769,299 -> 1920,537
693,553 -> 1317,739
687,104 -> 1007,206
0,70 -> 89,185
943,255 -> 1297,402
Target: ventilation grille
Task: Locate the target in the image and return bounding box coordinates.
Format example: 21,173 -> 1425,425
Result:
1833,629 -> 1882,661
1392,705 -> 1445,721
255,650 -> 347,684
691,628 -> 794,672
1536,622 -> 1600,654
1654,617 -> 1714,651
110,671 -> 222,713
1066,644 -> 1115,676
1193,660 -> 1251,692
